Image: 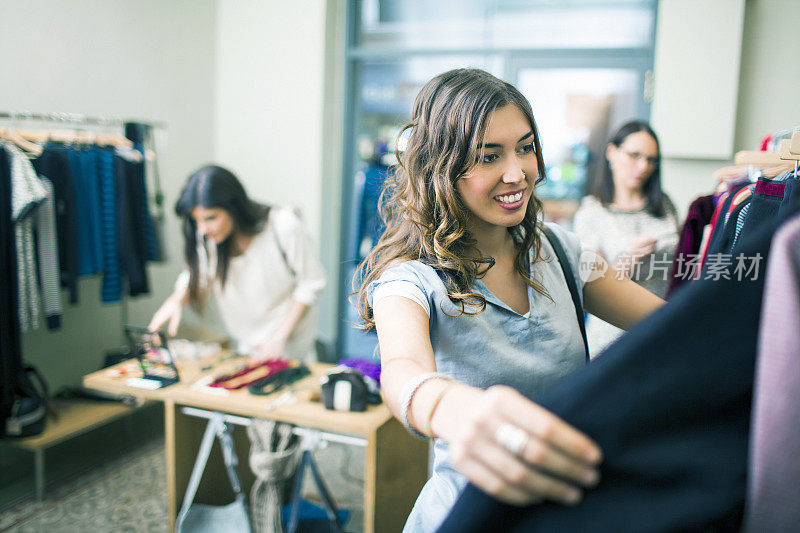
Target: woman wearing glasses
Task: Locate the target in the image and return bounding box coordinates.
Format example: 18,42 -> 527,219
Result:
572,121 -> 679,357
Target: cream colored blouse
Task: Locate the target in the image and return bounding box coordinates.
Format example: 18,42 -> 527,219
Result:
572,195 -> 680,356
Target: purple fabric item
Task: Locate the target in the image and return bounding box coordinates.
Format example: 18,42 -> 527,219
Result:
754,179 -> 785,198
745,213 -> 800,531
338,358 -> 381,386
666,195 -> 715,298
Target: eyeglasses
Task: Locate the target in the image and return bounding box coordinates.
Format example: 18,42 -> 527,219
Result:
620,150 -> 659,167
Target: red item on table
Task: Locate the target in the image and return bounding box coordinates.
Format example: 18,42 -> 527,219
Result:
208,359 -> 290,390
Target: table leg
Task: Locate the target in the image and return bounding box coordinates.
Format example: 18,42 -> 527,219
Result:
364,417 -> 428,533
167,401 -> 210,531
165,402 -> 256,532
34,449 -> 44,501
164,400 -> 177,532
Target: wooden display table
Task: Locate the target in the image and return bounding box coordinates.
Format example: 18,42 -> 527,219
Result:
83,354 -> 428,533
3,398 -> 147,500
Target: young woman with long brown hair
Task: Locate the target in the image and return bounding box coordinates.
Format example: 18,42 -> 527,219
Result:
354,68 -> 665,531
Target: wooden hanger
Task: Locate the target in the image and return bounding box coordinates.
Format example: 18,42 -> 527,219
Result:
779,138 -> 800,179
12,128 -> 133,149
95,133 -> 133,149
734,150 -> 787,166
779,139 -> 800,161
0,126 -> 44,157
790,131 -> 800,155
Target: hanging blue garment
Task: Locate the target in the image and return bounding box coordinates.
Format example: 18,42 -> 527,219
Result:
69,148 -> 103,275
82,148 -> 104,273
67,149 -> 92,276
96,147 -> 122,303
355,163 -> 389,261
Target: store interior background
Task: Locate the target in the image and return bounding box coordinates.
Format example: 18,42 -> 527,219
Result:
1,0 -> 799,463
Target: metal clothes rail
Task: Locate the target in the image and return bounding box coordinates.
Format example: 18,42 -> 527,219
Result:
0,110 -> 166,129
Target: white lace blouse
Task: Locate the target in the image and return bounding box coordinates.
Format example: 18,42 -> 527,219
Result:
572,195 -> 680,356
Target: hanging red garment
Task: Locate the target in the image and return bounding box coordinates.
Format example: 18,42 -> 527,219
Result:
759,133 -> 773,152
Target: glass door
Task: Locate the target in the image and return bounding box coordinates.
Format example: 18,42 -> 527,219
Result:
340,56 -> 501,360
509,59 -> 651,221
336,0 -> 658,360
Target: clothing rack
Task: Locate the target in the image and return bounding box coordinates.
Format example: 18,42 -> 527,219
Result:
0,110 -> 166,129
734,150 -> 787,166
791,131 -> 800,154
1,111 -> 165,345
734,130 -> 800,168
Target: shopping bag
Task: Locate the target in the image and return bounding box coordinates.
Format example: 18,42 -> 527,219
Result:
176,413 -> 252,533
179,494 -> 250,533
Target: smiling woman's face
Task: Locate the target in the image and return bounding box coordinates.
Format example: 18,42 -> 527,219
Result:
457,104 -> 539,236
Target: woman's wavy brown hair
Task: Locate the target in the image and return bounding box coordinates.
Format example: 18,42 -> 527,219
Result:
354,68 -> 549,330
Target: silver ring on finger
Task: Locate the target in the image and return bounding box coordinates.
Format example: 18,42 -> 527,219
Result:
495,423 -> 528,457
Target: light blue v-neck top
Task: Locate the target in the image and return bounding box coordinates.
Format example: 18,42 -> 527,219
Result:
367,222 -> 587,533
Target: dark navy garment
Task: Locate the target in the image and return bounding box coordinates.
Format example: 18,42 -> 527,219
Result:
32,146 -> 80,303
437,203 -> 798,533
702,183 -> 748,262
0,146 -> 22,427
731,178 -> 785,256
777,175 -> 799,218
132,144 -> 160,263
705,195 -> 752,258
115,154 -> 149,296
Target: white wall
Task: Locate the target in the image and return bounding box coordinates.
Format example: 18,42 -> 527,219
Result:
214,1 -> 326,238
213,0 -> 337,344
659,0 -> 800,217
734,0 -> 800,151
651,0 -> 745,160
0,0 -> 217,390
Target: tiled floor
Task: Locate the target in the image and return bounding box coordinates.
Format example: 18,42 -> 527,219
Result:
0,403 -> 164,512
0,403 -> 366,532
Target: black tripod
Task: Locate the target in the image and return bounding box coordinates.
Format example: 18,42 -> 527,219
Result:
285,448 -> 345,533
